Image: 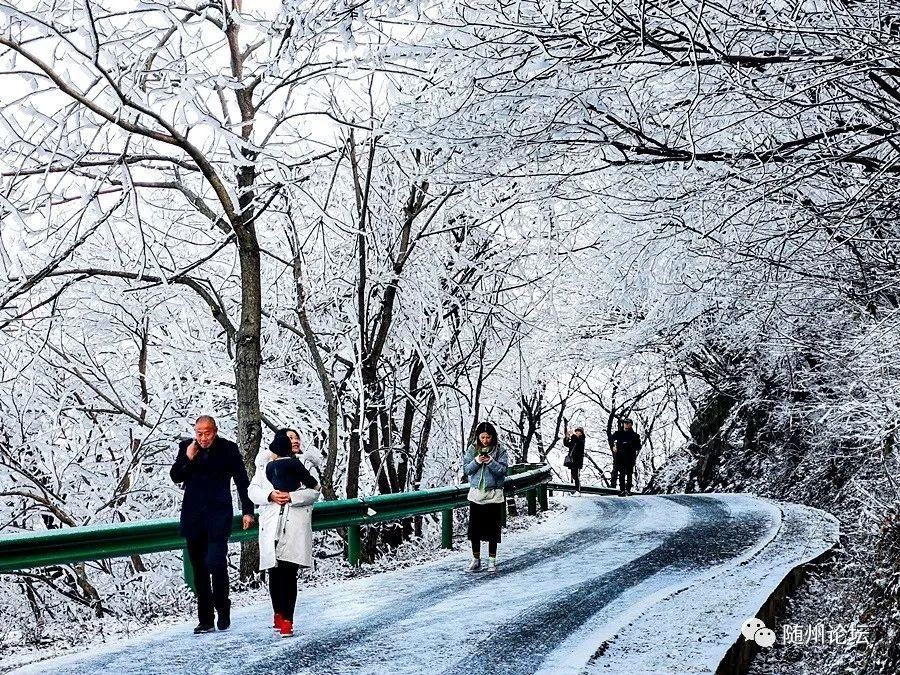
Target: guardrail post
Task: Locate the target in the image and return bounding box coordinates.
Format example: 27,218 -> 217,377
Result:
347,525 -> 362,566
538,485 -> 549,511
182,548 -> 196,593
441,509 -> 453,549
527,488 -> 537,516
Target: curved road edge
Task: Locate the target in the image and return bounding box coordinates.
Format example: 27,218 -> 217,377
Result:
716,500 -> 841,675
575,494 -> 838,675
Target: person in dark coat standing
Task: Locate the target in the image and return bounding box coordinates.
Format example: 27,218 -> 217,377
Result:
609,418 -> 641,496
170,415 -> 255,634
563,427 -> 586,492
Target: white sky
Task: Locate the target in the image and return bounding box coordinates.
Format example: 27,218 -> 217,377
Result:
243,0 -> 282,17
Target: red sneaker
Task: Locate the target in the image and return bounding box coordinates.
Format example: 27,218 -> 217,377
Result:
279,620 -> 294,638
273,613 -> 284,631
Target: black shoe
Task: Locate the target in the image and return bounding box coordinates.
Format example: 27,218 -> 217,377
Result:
193,623 -> 215,634
618,490 -> 627,497
216,602 -> 231,631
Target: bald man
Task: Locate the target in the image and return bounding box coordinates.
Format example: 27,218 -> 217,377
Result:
171,415 -> 254,634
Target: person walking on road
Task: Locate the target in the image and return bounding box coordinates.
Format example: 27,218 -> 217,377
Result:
463,421 -> 509,573
610,418 -> 642,496
249,431 -> 321,638
170,416 -> 255,634
563,426 -> 586,492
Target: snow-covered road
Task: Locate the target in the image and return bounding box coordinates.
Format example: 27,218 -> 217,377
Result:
13,494 -> 838,675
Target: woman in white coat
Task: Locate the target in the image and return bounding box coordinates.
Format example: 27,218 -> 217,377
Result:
248,429 -> 321,637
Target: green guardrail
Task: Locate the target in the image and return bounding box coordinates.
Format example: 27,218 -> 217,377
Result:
0,465 -> 552,583
546,482 -> 623,497
508,462 -> 544,475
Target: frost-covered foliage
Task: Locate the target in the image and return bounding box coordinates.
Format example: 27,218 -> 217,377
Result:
2,0 -> 900,670
0,0 -> 585,648
406,2 -> 900,673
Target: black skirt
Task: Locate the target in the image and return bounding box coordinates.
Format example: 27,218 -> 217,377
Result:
468,502 -> 503,543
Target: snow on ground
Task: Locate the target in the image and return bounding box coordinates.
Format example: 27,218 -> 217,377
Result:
579,497 -> 839,675
6,493 -> 838,675
0,494 -> 558,672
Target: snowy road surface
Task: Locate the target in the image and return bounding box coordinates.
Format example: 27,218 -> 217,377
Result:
13,494 -> 838,675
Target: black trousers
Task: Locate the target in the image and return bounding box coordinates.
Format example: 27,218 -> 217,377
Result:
612,460 -> 635,492
467,502 -> 503,544
186,534 -> 229,625
570,467 -> 581,491
269,560 -> 300,621
472,540 -> 498,557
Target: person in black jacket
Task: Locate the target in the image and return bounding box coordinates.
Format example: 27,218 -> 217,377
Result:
563,427 -> 586,492
609,418 -> 641,496
170,415 -> 255,634
266,432 -> 320,493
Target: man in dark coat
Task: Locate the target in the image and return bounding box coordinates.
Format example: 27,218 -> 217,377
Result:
609,418 -> 641,496
170,415 -> 254,634
563,427 -> 586,492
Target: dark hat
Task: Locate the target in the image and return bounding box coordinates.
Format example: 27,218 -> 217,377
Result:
574,426 -> 585,433
269,433 -> 293,458
623,418 -> 634,425
474,421 -> 498,446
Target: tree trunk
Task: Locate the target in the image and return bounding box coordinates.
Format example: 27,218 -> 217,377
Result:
379,406 -> 399,492
346,416 -> 362,499
413,394 -> 436,489
289,242 -> 340,500
398,356 -> 423,492
364,390 -> 392,495
234,219 -> 263,582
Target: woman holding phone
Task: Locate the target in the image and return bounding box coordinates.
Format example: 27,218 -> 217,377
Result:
463,421 -> 509,572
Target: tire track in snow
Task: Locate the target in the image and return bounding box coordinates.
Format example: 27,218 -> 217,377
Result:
28,498 -> 640,675
16,495 -> 787,675
443,495 -> 774,675
237,498 -> 644,674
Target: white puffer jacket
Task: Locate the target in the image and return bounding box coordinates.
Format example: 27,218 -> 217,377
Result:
248,450 -> 321,570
